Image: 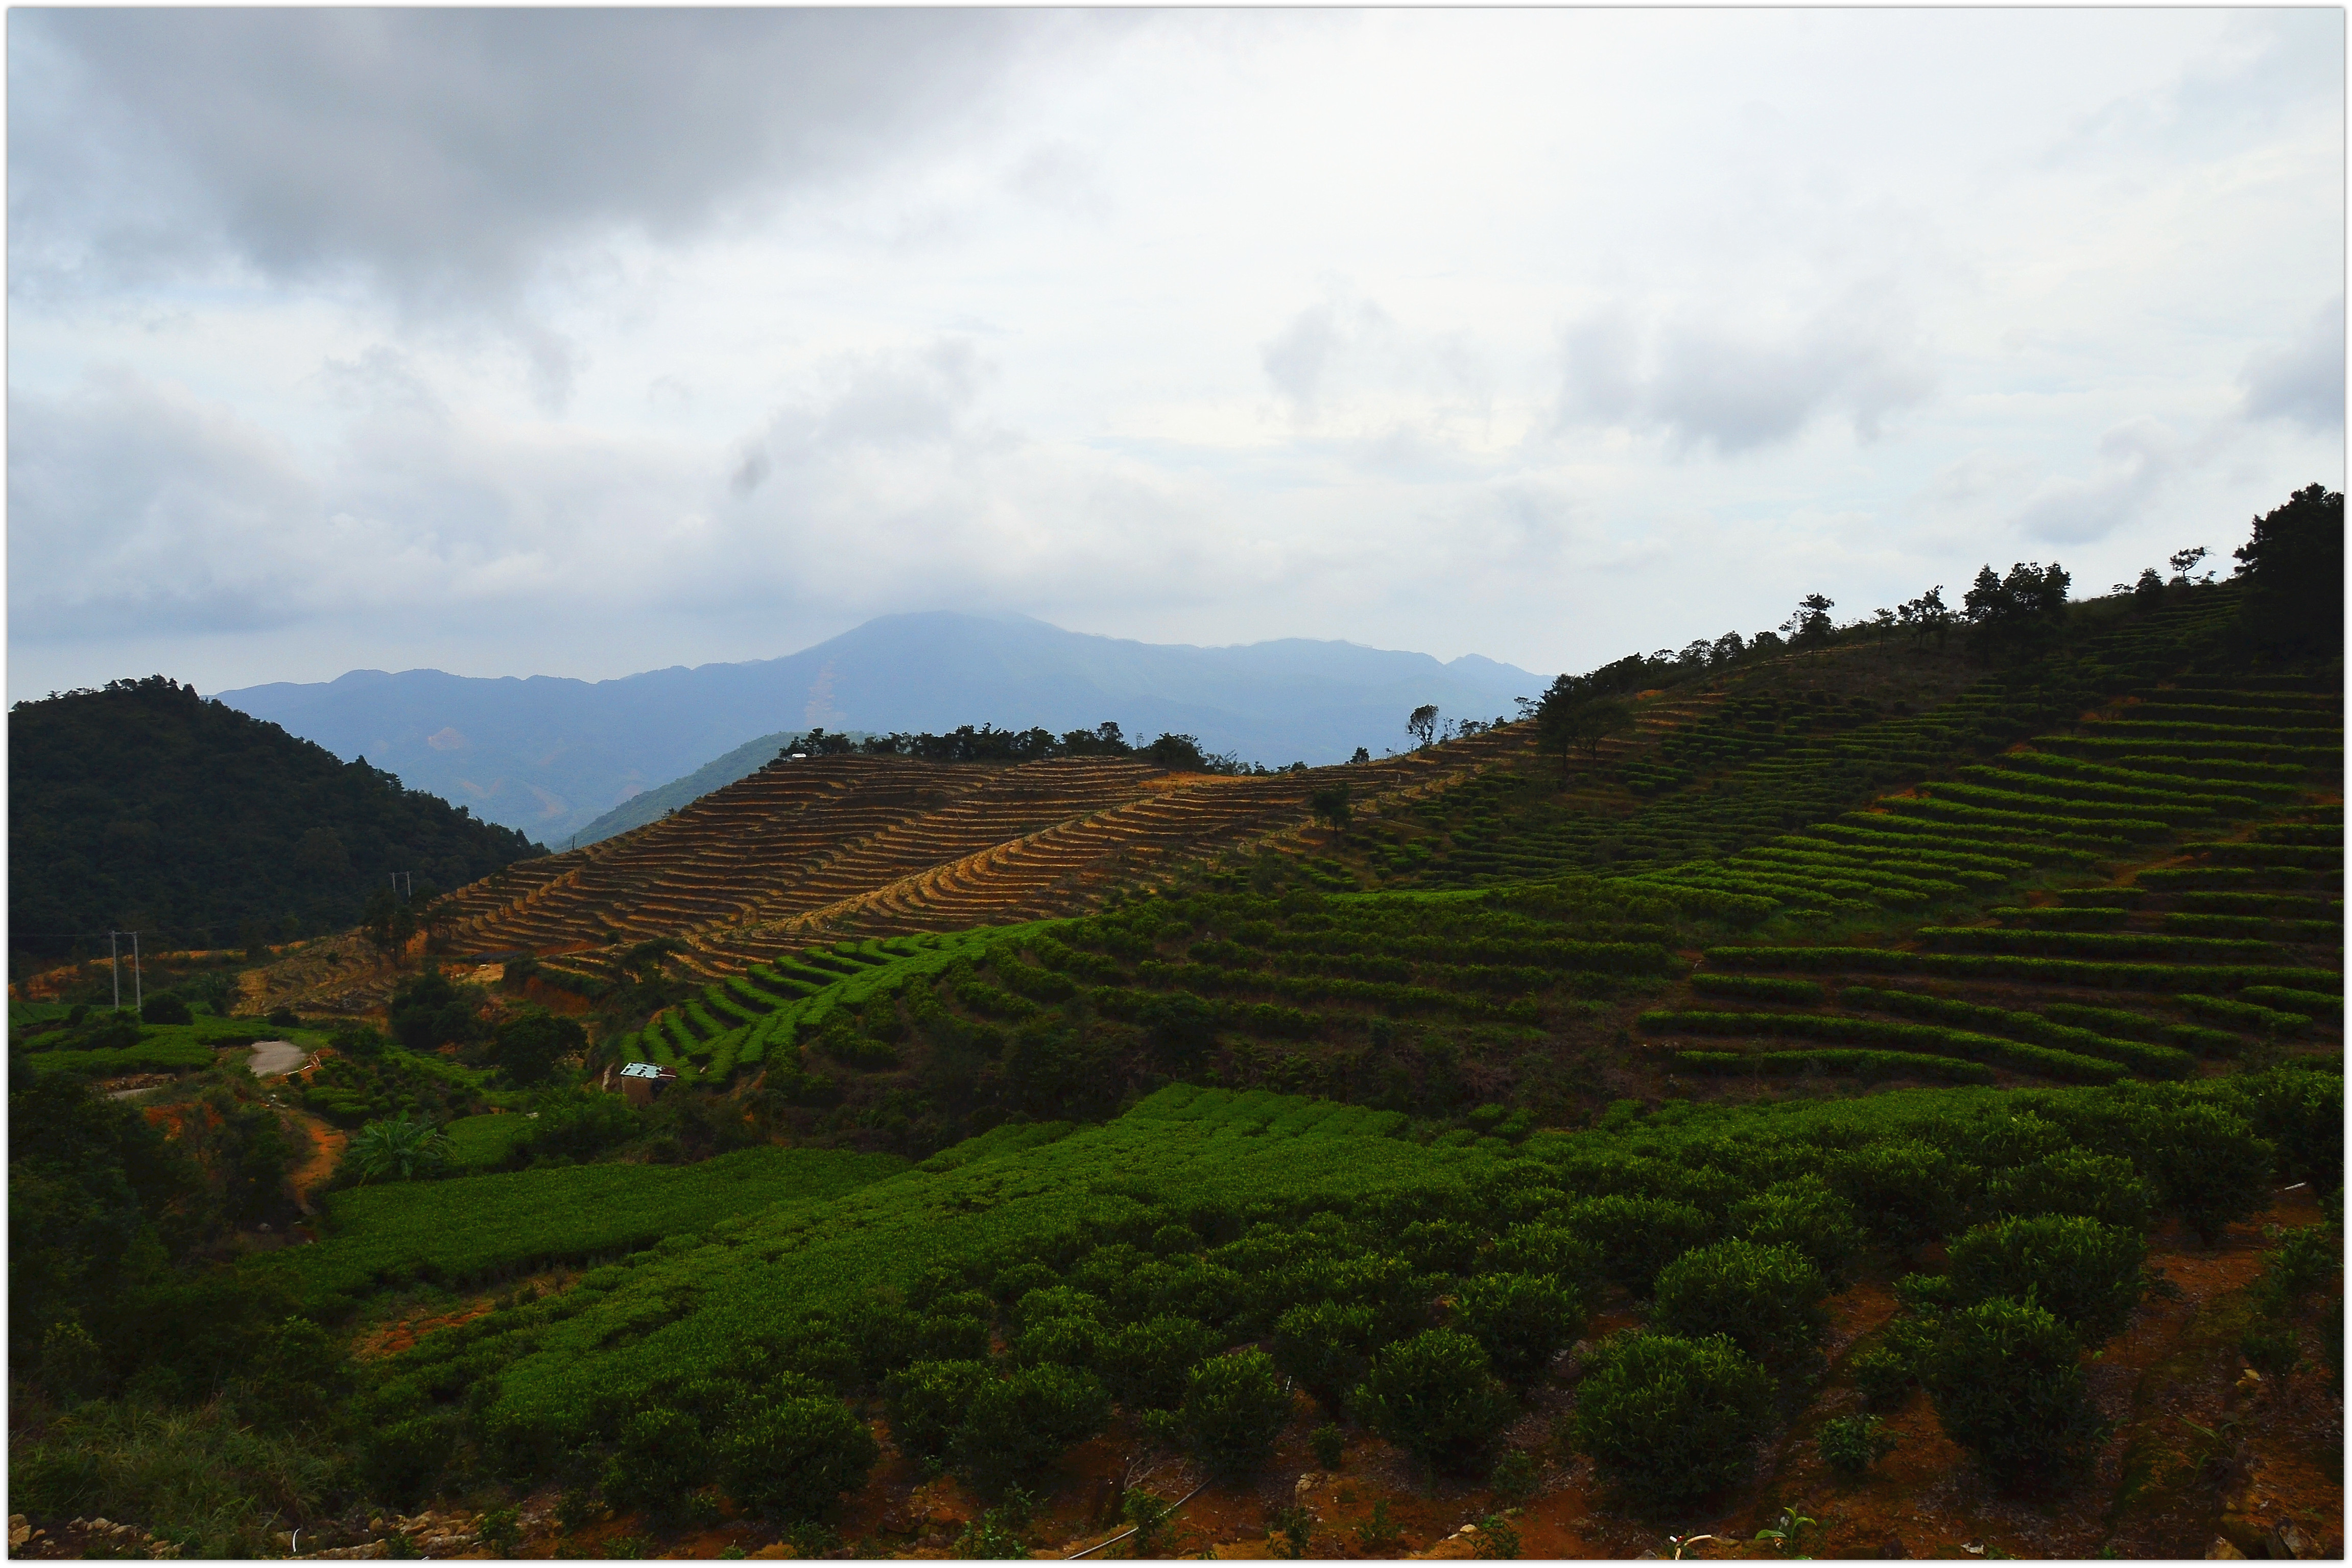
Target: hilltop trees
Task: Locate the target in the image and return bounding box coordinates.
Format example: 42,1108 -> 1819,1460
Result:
1961,562 -> 2071,657
2234,482 -> 2343,654
1784,593 -> 1837,650
1534,674 -> 1636,782
828,721 -> 1249,773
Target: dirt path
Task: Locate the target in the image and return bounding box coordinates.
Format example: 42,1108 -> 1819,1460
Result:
286,1109 -> 345,1217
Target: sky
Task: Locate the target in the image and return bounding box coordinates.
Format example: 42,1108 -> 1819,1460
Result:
8,7 -> 2343,704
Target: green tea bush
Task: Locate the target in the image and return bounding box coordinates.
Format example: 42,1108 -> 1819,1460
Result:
1098,1316 -> 1216,1411
1012,1314 -> 1100,1368
715,1393 -> 880,1522
2242,985 -> 2342,1017
1984,1149 -> 2151,1231
1729,1176 -> 1866,1277
951,1365 -> 1112,1494
1317,1253 -> 1442,1342
1354,1329 -> 1517,1475
1309,1423 -> 1345,1469
2129,1098 -> 2276,1243
2181,992 -> 2311,1034
1484,1224 -> 1600,1287
991,1262 -> 1059,1302
1452,1272 -> 1586,1388
2241,1323 -> 2302,1377
2255,1225 -> 2338,1311
1555,1196 -> 1711,1292
883,1360 -> 993,1463
1923,1298 -> 2106,1484
1652,1241 -> 1827,1366
1566,1333 -> 1775,1511
361,1411 -> 458,1508
1676,1049 -> 1997,1084
1947,1215 -> 2146,1345
1273,1302 -> 1377,1412
1826,1139 -> 1970,1245
913,1310 -> 992,1363
1847,1344 -> 1915,1411
1177,1350 -> 1293,1479
1690,974 -> 1825,1004
1817,1414 -> 1898,1479
601,1408 -> 710,1523
1395,1219 -> 1484,1274
2227,1067 -> 2345,1191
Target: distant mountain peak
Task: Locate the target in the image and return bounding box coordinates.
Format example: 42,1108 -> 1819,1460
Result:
217,615 -> 1542,840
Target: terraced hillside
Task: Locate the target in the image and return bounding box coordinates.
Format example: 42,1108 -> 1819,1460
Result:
544,590 -> 2337,1155
336,740 -> 1558,991
1373,588 -> 2249,888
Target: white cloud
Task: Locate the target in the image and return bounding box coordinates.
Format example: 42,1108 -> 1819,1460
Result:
4,9 -> 2342,701
1555,287 -> 1936,456
2014,419 -> 2183,545
2240,295 -> 2346,431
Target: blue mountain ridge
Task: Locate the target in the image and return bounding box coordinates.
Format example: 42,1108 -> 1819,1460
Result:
214,612 -> 1543,842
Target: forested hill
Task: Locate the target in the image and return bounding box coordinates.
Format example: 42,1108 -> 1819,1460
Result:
9,676 -> 546,967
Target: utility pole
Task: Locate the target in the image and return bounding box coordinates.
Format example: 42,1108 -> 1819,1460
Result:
110,930 -> 121,1012
131,931 -> 142,1012
390,871 -> 413,901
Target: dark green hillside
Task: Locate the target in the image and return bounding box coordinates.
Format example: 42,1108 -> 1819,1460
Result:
1367,586 -> 2255,889
9,676 -> 545,968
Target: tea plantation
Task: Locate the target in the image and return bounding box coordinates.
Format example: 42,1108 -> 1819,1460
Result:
10,539 -> 2342,1558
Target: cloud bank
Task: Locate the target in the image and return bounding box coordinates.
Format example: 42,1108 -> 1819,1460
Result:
8,9 -> 2342,702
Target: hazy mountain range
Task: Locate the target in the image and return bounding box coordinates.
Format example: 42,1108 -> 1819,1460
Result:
215,613 -> 1542,842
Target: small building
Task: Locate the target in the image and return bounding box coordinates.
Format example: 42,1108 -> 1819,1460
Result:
615,1059 -> 677,1105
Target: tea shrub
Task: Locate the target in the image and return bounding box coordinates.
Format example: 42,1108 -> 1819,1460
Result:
1556,1196 -> 1712,1292
1273,1302 -> 1377,1413
1098,1316 -> 1216,1411
1355,1329 -> 1517,1475
1825,1140 -> 1971,1244
2229,1067 -> 2345,1191
1652,1241 -> 1826,1366
2241,1324 -> 2301,1378
1729,1176 -> 1866,1277
951,1365 -> 1112,1494
1178,1350 -> 1293,1479
1817,1414 -> 1897,1479
1484,1224 -> 1601,1287
601,1408 -> 710,1523
883,1360 -> 993,1462
1452,1272 -> 1586,1388
715,1393 -> 879,1522
1923,1298 -> 2107,1483
1848,1344 -> 1915,1411
1946,1215 -> 2146,1346
1309,1423 -> 1345,1469
1567,1333 -> 1775,1510
1984,1150 -> 2151,1232
1490,1446 -> 1539,1503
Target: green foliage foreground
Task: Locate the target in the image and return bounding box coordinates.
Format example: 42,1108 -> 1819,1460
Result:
308,1067 -> 2337,1518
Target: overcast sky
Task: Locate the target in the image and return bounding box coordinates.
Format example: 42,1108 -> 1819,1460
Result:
9,8 -> 2343,703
